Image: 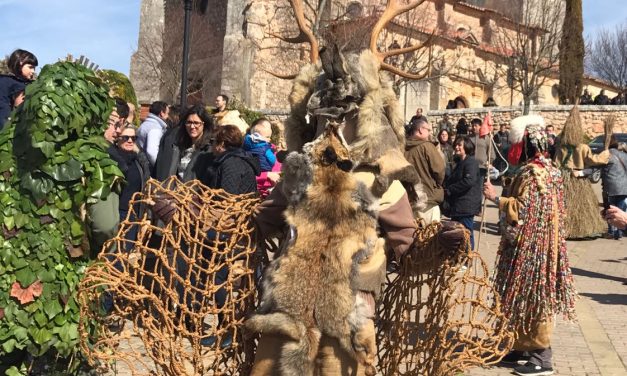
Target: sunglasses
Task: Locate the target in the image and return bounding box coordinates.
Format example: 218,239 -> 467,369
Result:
119,135 -> 137,143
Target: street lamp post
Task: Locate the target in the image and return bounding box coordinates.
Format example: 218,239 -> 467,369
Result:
180,0 -> 192,109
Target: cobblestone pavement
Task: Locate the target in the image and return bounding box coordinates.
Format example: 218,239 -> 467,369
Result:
466,184 -> 627,376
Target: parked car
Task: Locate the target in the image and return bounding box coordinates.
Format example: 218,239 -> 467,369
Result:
588,133 -> 627,154
587,133 -> 627,183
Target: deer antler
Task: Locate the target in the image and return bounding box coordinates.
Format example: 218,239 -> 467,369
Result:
262,0 -> 319,79
370,0 -> 428,79
287,0 -> 319,64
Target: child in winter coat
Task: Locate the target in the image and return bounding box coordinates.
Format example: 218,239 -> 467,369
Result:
243,118 -> 281,197
0,49 -> 37,130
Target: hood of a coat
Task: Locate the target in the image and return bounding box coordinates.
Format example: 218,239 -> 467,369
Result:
405,138 -> 430,151
215,147 -> 261,176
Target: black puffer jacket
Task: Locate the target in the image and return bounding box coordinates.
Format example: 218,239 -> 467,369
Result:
202,147 -> 260,194
0,74 -> 28,130
444,155 -> 481,217
108,145 -> 151,214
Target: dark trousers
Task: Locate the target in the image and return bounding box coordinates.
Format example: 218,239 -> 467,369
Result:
451,215 -> 475,250
529,347 -> 552,368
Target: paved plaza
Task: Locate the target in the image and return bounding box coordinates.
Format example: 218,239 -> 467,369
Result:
466,183 -> 627,376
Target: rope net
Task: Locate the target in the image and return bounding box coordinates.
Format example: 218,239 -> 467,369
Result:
377,222 -> 515,375
78,177 -> 261,375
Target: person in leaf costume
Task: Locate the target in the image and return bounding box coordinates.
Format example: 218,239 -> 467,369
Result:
0,61 -> 122,372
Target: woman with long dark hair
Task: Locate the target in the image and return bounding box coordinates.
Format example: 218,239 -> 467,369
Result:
153,104 -> 213,182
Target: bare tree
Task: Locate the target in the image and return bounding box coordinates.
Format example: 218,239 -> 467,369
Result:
132,0 -> 214,103
586,21 -> 627,94
250,0 -> 451,85
491,0 -> 564,114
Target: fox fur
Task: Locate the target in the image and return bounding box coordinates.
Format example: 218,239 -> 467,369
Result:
284,49 -> 421,199
246,122 -> 379,375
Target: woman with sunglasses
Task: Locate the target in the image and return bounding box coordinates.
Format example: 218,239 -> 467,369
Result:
153,105 -> 213,182
108,125 -> 151,226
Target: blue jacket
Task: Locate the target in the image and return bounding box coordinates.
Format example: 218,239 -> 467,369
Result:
243,134 -> 276,172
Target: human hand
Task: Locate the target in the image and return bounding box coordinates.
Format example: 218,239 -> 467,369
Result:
267,172 -> 281,184
604,205 -> 627,230
152,195 -> 178,225
483,181 -> 496,201
438,220 -> 467,250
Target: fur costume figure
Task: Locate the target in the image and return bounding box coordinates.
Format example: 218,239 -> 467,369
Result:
487,115 -> 577,371
248,45 -> 427,376
247,122 -> 379,375
284,46 -> 423,200
554,106 -> 609,238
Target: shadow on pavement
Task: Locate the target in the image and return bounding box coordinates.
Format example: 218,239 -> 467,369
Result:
580,293 -> 627,305
571,267 -> 626,284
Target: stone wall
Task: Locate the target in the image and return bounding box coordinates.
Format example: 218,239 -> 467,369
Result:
427,105 -> 627,137
130,0 -> 164,104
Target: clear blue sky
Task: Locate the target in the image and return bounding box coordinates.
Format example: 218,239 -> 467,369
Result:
0,0 -> 625,76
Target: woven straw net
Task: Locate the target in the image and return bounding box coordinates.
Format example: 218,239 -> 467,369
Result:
377,222 -> 514,375
78,177 -> 261,375
78,178 -> 513,375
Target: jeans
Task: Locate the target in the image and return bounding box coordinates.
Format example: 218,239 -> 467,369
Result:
607,195 -> 627,238
451,215 -> 475,250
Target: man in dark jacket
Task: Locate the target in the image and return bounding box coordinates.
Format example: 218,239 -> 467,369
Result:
444,136 -> 481,249
404,118 -> 445,223
594,90 -> 610,105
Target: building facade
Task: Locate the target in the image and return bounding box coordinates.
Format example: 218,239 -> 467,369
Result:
130,0 -> 617,121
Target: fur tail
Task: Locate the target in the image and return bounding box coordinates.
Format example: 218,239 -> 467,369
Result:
246,313 -> 321,376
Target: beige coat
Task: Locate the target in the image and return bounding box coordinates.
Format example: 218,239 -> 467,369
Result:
555,144 -> 609,170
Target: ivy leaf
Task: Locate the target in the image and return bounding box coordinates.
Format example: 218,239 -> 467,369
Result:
44,299 -> 63,320
34,311 -> 48,327
2,339 -> 17,353
29,327 -> 52,345
41,158 -> 83,182
10,280 -> 42,304
14,268 -> 37,288
3,215 -> 15,230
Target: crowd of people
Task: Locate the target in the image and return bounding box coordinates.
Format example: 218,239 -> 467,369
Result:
404,106 -> 627,244
2,46 -> 626,376
580,88 -> 626,105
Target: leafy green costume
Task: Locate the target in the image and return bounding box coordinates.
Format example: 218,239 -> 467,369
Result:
0,62 -> 122,371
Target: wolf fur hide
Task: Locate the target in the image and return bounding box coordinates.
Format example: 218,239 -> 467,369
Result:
246,122 -> 380,375
284,46 -> 423,201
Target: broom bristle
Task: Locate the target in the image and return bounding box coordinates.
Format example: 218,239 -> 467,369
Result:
603,115 -> 616,150
561,105 -> 584,146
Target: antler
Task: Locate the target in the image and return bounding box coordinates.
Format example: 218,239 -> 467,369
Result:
262,0 -> 319,79
289,0 -> 319,64
370,0 -> 428,79
266,0 -> 319,63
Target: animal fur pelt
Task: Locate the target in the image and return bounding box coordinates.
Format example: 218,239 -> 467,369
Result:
284,47 -> 421,199
246,122 -> 379,375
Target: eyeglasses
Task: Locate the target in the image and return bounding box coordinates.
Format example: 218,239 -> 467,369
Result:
119,135 -> 137,143
186,120 -> 204,127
